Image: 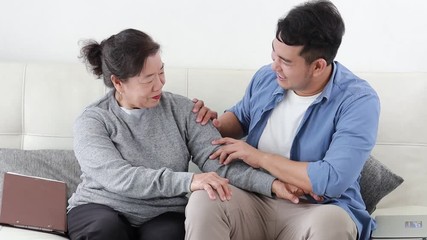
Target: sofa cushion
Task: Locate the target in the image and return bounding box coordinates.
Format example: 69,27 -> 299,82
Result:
360,155 -> 404,214
0,148 -> 81,207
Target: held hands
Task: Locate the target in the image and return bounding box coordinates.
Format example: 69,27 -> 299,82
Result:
210,137 -> 262,168
190,172 -> 232,201
192,98 -> 218,125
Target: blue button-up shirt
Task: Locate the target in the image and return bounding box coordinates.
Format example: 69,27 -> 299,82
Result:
229,61 -> 380,240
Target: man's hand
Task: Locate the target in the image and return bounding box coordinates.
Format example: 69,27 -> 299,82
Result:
212,118 -> 222,129
272,180 -> 304,204
210,137 -> 262,168
190,172 -> 232,201
304,192 -> 324,203
192,98 -> 218,125
272,180 -> 323,204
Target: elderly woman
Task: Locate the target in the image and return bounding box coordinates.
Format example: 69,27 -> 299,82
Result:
67,29 -> 279,240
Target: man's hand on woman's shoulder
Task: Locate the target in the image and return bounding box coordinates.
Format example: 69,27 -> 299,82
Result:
192,98 -> 218,125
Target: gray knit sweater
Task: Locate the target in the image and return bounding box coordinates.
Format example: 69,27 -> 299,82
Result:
67,90 -> 275,225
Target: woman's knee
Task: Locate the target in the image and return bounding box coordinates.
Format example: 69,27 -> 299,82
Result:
138,212 -> 185,240
67,204 -> 134,240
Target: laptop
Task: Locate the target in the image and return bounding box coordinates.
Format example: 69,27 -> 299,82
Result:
0,172 -> 67,234
371,214 -> 427,239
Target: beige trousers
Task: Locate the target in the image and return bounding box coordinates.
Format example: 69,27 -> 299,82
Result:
185,185 -> 357,240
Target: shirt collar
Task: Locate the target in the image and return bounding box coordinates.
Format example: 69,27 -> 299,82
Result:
273,85 -> 285,96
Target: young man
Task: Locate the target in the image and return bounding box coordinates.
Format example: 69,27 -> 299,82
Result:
187,1 -> 379,239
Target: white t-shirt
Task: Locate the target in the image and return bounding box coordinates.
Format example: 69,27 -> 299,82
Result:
258,90 -> 321,158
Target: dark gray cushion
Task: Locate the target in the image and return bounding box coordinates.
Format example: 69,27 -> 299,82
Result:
0,148 -> 82,206
360,155 -> 404,214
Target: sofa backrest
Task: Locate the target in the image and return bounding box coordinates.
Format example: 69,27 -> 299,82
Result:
0,62 -> 426,211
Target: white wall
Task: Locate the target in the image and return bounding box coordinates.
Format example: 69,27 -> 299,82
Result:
1,0 -> 426,72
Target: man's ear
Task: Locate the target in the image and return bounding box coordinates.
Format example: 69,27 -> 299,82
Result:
312,58 -> 328,78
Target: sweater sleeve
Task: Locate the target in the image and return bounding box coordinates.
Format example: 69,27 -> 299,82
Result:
179,99 -> 276,197
73,109 -> 194,200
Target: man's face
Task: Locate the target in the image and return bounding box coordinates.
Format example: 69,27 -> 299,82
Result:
271,38 -> 316,96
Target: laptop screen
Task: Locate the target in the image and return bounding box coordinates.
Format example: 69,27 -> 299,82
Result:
0,172 -> 67,233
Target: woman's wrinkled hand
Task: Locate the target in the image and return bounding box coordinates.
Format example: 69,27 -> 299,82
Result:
190,172 -> 232,201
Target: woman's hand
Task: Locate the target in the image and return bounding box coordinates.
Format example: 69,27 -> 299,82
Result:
210,137 -> 262,168
192,98 -> 218,125
190,172 -> 232,201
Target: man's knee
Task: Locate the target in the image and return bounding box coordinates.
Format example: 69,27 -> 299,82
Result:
307,205 -> 357,239
186,190 -> 236,240
186,190 -> 225,221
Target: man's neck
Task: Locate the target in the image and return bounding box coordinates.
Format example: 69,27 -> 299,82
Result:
295,64 -> 333,96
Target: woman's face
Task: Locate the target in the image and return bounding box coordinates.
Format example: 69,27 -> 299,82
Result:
115,52 -> 166,109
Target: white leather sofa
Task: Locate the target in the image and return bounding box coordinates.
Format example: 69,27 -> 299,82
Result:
0,62 -> 426,239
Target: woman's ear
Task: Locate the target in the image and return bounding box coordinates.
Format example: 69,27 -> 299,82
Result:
111,75 -> 123,94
